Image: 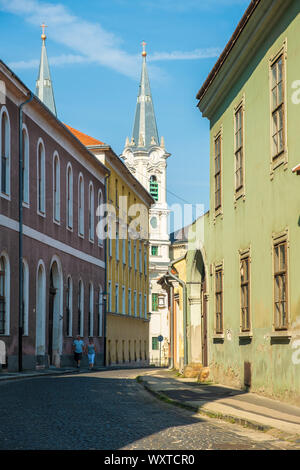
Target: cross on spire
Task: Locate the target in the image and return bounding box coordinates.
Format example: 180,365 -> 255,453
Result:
41,23 -> 47,40
141,40 -> 147,57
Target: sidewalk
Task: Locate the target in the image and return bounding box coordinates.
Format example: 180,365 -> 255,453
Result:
137,369 -> 300,444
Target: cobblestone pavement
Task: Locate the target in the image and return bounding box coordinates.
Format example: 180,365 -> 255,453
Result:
0,368 -> 294,450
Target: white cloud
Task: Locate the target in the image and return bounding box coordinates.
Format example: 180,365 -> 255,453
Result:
150,48 -> 221,62
0,0 -> 221,79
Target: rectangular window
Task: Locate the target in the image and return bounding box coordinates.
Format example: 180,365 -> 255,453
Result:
274,240 -> 288,330
139,246 -> 142,272
128,288 -> 131,315
128,239 -> 132,267
152,337 -> 159,351
134,291 -> 137,316
144,294 -> 147,319
215,268 -> 223,334
115,284 -> 119,313
235,106 -> 243,192
108,281 -> 112,312
240,256 -> 250,332
139,293 -> 142,317
122,237 -> 126,264
271,55 -> 285,160
144,247 -> 147,273
116,223 -> 119,261
122,286 -> 126,314
214,135 -> 221,211
151,245 -> 158,256
152,293 -> 158,312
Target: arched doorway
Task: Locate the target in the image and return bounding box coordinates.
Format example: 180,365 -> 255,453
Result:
36,261 -> 46,365
49,258 -> 63,367
187,248 -> 208,367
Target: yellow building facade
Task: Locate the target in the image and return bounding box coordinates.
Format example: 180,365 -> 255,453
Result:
66,125 -> 154,366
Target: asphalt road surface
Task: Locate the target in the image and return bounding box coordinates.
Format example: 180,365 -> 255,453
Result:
0,368 -> 294,450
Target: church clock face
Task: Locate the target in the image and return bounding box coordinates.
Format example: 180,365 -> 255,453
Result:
150,216 -> 158,229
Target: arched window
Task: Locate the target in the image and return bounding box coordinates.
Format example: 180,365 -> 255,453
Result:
97,190 -> 103,246
1,109 -> 10,196
0,254 -> 10,335
37,140 -> 45,214
53,153 -> 60,222
66,276 -> 72,337
78,174 -> 84,236
22,126 -> 29,205
66,164 -> 73,229
89,283 -> 94,337
88,182 -> 94,242
78,280 -> 84,336
149,175 -> 158,201
22,260 -> 29,336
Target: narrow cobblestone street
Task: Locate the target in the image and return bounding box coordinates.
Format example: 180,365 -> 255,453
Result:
0,369 -> 294,450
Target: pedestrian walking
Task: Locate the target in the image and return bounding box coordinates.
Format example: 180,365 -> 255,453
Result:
73,335 -> 85,369
87,337 -> 96,371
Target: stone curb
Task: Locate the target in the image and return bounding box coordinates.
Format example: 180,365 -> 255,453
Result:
136,376 -> 300,444
0,364 -> 155,382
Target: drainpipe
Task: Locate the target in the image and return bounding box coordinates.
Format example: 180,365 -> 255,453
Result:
169,283 -> 174,369
103,173 -> 110,367
18,92 -> 33,372
167,255 -> 187,368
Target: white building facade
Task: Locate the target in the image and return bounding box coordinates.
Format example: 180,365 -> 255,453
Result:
121,45 -> 171,365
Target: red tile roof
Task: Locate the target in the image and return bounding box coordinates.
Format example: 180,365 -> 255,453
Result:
64,123 -> 104,146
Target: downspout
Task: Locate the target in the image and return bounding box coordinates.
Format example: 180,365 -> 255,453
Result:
167,254 -> 187,368
169,283 -> 174,369
103,173 -> 109,367
18,92 -> 33,372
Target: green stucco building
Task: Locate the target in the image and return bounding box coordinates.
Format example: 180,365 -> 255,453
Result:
192,0 -> 300,405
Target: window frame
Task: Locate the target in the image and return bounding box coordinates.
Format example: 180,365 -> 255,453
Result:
88,181 -> 95,243
22,124 -> 30,207
0,107 -> 11,200
78,173 -> 84,237
53,152 -> 60,224
269,43 -> 288,174
215,265 -> 223,335
214,132 -> 222,214
273,235 -> 289,331
240,251 -> 251,333
37,139 -> 46,216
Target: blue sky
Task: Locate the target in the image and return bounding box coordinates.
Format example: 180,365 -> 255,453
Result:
0,0 -> 249,214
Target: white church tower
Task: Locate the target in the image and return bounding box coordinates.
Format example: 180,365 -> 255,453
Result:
121,42 -> 171,365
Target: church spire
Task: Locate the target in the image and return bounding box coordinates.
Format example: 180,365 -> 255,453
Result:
36,24 -> 57,117
131,41 -> 159,150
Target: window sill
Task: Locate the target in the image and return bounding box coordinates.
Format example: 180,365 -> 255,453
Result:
212,333 -> 224,339
270,330 -> 291,338
0,193 -> 11,202
234,190 -> 245,205
239,331 -> 253,338
37,210 -> 46,218
213,208 -> 223,222
22,202 -> 30,209
53,219 -> 61,226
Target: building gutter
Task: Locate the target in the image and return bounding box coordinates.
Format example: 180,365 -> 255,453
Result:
18,91 -> 34,372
